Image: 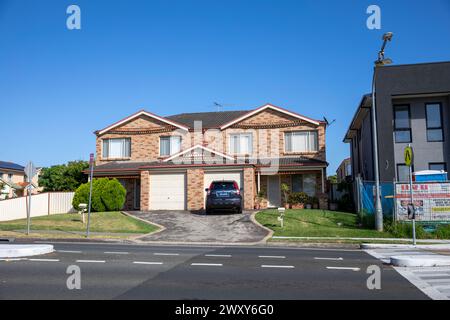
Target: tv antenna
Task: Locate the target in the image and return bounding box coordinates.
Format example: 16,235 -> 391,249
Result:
323,116 -> 336,127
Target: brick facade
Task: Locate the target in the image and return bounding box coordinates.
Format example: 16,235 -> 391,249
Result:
140,171 -> 150,211
243,167 -> 255,210
187,169 -> 204,211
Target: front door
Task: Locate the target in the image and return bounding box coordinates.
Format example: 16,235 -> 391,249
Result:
267,175 -> 281,208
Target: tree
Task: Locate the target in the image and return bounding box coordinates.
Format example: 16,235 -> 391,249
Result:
328,175 -> 338,184
39,160 -> 89,192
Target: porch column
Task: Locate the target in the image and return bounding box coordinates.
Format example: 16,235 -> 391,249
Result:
257,171 -> 261,193
243,167 -> 255,210
140,171 -> 150,211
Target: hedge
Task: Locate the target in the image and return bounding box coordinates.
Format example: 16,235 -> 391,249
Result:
72,178 -> 126,212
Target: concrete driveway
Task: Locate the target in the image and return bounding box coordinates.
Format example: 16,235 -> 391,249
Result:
127,211 -> 269,243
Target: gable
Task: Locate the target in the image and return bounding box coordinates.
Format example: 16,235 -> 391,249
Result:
220,104 -> 320,129
163,145 -> 234,163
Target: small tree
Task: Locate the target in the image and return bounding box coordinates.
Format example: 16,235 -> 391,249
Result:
72,178 -> 126,212
39,160 -> 89,192
280,183 -> 290,207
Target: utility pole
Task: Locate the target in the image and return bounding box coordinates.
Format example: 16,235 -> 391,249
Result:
372,32 -> 394,232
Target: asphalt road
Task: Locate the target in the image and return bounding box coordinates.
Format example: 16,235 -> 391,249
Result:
0,242 -> 428,300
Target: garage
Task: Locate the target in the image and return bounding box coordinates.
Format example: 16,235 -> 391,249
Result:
204,171 -> 243,191
149,173 -> 186,210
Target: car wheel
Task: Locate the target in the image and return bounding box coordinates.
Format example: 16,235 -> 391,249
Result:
237,207 -> 242,214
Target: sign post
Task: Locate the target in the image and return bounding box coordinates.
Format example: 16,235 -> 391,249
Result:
404,145 -> 416,246
24,161 -> 37,236
86,153 -> 95,238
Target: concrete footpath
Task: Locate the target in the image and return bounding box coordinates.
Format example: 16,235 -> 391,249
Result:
0,244 -> 54,258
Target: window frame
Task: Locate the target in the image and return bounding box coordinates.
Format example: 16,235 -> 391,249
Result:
102,138 -> 131,159
284,130 -> 319,153
159,135 -> 182,157
393,104 -> 412,143
397,163 -> 414,182
425,102 -> 444,142
428,162 -> 447,171
228,133 -> 253,155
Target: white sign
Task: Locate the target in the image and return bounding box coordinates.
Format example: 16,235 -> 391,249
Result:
396,183 -> 450,222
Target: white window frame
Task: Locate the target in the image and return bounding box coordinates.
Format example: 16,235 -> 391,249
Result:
159,136 -> 182,157
229,133 -> 253,155
284,131 -> 318,153
102,138 -> 131,159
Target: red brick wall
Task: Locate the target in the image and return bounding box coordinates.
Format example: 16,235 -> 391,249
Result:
187,169 -> 204,211
140,171 -> 150,211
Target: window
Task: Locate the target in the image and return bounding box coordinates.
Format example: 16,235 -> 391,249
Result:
291,174 -> 316,197
394,105 -> 411,143
102,138 -> 131,158
7,174 -> 13,182
429,163 -> 447,171
285,131 -> 318,152
229,133 -> 253,154
426,103 -> 443,142
397,164 -> 412,182
160,136 -> 181,156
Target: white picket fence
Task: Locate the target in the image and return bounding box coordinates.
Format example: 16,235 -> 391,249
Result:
0,192 -> 76,222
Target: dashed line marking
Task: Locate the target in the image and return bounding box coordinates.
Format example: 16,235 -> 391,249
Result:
104,251 -> 129,255
205,254 -> 232,258
258,255 -> 286,259
57,250 -> 82,253
314,257 -> 343,261
326,266 -> 360,271
76,260 -> 105,263
191,263 -> 223,267
133,261 -> 163,265
29,259 -> 60,262
0,258 -> 28,262
261,265 -> 294,269
154,253 -> 179,256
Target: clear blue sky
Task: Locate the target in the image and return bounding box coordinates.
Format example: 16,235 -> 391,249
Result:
1,0 -> 449,173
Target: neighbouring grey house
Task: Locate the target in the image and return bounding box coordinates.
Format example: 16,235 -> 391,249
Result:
344,61 -> 450,183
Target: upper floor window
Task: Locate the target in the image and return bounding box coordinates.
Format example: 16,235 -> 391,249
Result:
426,103 -> 444,142
229,133 -> 253,155
394,105 -> 411,143
429,162 -> 446,171
102,138 -> 131,159
285,131 -> 318,153
160,136 -> 181,156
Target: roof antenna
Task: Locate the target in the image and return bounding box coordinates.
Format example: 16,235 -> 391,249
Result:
214,102 -> 223,112
323,116 -> 336,127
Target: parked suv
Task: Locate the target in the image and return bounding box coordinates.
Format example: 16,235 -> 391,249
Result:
205,180 -> 242,214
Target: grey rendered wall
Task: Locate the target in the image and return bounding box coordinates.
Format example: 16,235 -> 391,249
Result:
375,62 -> 450,181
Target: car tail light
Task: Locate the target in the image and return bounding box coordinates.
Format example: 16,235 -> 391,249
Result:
233,182 -> 240,195
207,183 -> 213,195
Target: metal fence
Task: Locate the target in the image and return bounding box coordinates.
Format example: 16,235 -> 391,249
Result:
354,177 -> 394,217
0,192 -> 75,222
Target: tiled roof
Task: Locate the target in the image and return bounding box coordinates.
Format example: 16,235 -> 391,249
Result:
0,161 -> 24,171
166,111 -> 249,128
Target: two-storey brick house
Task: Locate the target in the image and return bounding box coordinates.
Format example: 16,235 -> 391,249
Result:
91,104 -> 328,211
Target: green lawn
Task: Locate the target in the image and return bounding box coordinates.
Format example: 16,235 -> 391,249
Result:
0,211 -> 157,234
256,209 -> 395,238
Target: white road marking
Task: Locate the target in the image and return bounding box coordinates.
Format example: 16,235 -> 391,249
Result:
76,260 -> 105,263
191,263 -> 223,267
57,250 -> 82,253
326,266 -> 360,271
104,251 -> 129,255
154,253 -> 179,256
258,255 -> 286,259
0,258 -> 28,261
29,259 -> 60,262
261,265 -> 295,269
205,254 -> 232,258
314,257 -> 343,261
133,261 -> 163,265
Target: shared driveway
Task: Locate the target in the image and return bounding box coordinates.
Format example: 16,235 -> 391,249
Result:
127,211 -> 269,243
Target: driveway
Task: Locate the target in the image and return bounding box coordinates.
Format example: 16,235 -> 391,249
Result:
127,211 -> 269,243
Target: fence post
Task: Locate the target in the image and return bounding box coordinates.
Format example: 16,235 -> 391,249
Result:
48,193 -> 50,215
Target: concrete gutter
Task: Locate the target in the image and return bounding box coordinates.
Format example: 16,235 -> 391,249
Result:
0,244 -> 54,258
361,243 -> 450,250
390,255 -> 450,267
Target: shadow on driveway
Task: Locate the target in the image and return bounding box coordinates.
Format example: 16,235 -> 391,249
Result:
127,211 -> 269,243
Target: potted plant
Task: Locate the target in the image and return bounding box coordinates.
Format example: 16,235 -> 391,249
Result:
312,196 -> 320,209
280,183 -> 290,209
254,189 -> 266,210
288,192 -> 309,209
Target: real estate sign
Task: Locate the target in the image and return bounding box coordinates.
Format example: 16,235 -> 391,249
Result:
395,183 -> 450,222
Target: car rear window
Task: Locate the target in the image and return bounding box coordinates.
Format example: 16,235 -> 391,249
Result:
211,182 -> 236,190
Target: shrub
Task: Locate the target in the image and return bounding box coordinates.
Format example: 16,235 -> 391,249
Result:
72,178 -> 126,212
288,192 -> 310,205
435,224 -> 450,239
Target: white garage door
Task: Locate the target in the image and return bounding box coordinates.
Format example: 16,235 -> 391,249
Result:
204,172 -> 243,191
149,174 -> 186,210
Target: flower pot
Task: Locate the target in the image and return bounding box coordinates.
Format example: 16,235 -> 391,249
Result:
291,203 -> 304,210
305,204 -> 312,209
313,203 -> 319,209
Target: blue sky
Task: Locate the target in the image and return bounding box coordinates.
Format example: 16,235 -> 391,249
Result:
1,0 -> 449,173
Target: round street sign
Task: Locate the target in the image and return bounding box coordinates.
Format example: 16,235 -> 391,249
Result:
404,146 -> 413,167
